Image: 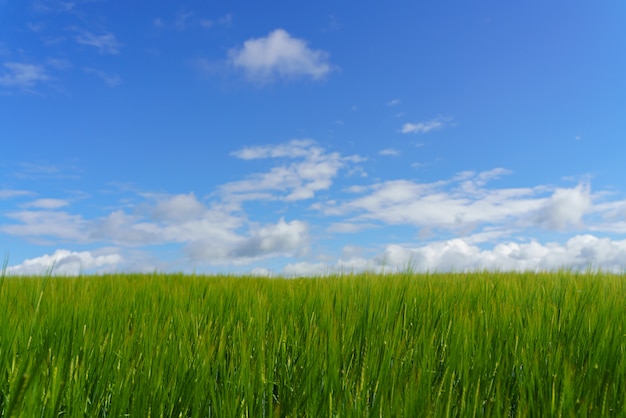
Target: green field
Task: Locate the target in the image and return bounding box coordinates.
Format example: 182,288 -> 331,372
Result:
1,270 -> 625,416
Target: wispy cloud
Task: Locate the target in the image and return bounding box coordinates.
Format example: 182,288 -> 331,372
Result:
379,148 -> 400,156
0,62 -> 50,89
73,29 -> 121,54
387,98 -> 401,106
0,189 -> 33,199
153,12 -> 232,30
21,198 -> 70,209
224,139 -> 363,201
1,210 -> 89,242
12,162 -> 81,180
401,118 -> 447,134
33,0 -> 76,14
228,29 -> 334,83
84,67 -> 121,86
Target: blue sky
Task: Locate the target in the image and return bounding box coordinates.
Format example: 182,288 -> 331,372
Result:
2,1 -> 626,275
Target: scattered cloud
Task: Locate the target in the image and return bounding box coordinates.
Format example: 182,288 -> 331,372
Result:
0,62 -> 50,89
33,0 -> 76,14
315,169 -> 598,239
5,141 -> 626,274
379,148 -> 400,157
1,210 -> 89,242
228,29 -> 334,82
401,118 -> 447,134
224,139 -> 363,201
175,11 -> 194,30
84,67 -> 121,86
387,98 -> 401,106
12,162 -> 81,180
231,139 -> 316,160
154,12 -> 231,30
73,29 -> 121,54
0,189 -> 33,199
21,198 -> 70,209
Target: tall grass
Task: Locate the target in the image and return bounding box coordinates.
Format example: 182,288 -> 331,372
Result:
1,270 -> 625,416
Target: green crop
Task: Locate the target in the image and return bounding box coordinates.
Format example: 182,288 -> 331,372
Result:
0,270 -> 625,416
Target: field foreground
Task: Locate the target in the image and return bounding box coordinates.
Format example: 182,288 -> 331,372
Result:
1,271 -> 625,416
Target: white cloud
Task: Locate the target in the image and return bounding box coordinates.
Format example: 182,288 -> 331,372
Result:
1,210 -> 88,241
379,148 -> 400,156
22,198 -> 69,209
232,218 -> 308,258
7,248 -> 122,276
150,193 -> 206,223
279,234 -> 626,276
231,139 -> 316,160
533,183 -> 592,230
223,140 -> 363,202
91,210 -> 162,246
327,222 -> 377,233
318,170 -> 596,237
228,29 -> 333,82
0,62 -> 50,88
401,118 -> 446,134
0,189 -> 33,199
74,29 -> 121,54
387,98 -> 401,106
184,218 -> 308,264
375,235 -> 626,273
84,67 -> 121,87
154,12 -> 230,30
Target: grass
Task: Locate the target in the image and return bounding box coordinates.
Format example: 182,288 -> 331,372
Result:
0,270 -> 625,416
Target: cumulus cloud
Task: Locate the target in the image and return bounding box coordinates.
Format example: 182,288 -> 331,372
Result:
533,183 -> 592,230
232,218 -> 308,258
2,191 -> 305,266
6,248 -> 122,276
185,218 -> 308,264
375,235 -> 626,273
6,142 -> 626,275
0,62 -> 50,88
280,235 -> 626,276
228,29 -> 333,82
151,193 -> 206,224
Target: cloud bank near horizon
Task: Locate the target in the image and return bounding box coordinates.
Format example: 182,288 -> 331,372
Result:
3,139 -> 626,276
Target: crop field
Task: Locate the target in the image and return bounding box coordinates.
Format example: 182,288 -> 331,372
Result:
1,270 -> 626,417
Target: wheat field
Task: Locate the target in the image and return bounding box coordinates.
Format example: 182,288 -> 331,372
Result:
1,270 -> 625,416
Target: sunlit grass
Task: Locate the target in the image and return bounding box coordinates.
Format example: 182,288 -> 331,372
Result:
1,270 -> 625,416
